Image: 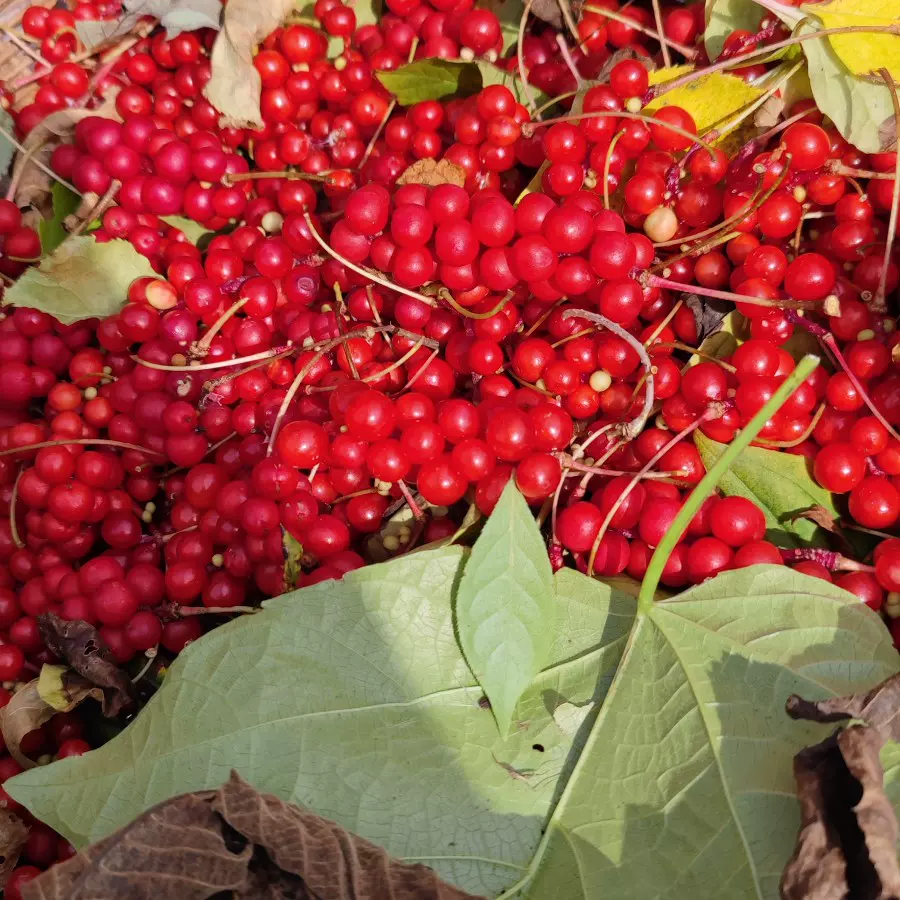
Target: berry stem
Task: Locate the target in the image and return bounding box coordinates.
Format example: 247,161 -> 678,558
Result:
780,548 -> 874,573
68,179 -> 120,238
582,5 -> 698,58
638,354 -> 819,610
650,0 -> 672,66
555,33 -> 585,89
1,130 -> 79,200
9,467 -> 23,550
646,24 -> 900,100
586,407 -> 721,575
437,287 -> 513,319
359,99 -> 396,170
648,274 -> 816,311
563,308 -> 655,439
397,479 -> 425,520
136,346 -> 294,373
516,0 -> 538,114
192,298 -> 248,358
654,341 -> 738,373
602,130 -> 624,210
754,402 -> 825,448
533,90 -> 578,117
873,68 -> 899,313
223,170 -> 330,184
827,163 -> 896,181
175,605 -> 259,616
0,438 -> 164,458
523,110 -> 719,157
303,213 -> 438,308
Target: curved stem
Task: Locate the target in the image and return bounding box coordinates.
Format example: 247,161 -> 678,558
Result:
517,0 -> 538,114
562,309 -> 654,440
638,354 -> 819,609
303,213 -> 437,308
649,274 -> 817,311
583,4 -> 697,58
9,467 -> 23,549
754,403 -> 825,448
137,346 -> 293,373
873,68 -> 899,313
603,131 -> 624,210
0,438 -> 164,458
647,24 -> 900,100
437,288 -> 513,320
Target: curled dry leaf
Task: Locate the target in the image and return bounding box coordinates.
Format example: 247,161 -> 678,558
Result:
21,771 -> 484,900
684,294 -> 732,343
782,723 -> 900,899
396,158 -> 467,187
0,809 -> 28,892
0,666 -> 104,769
202,0 -> 294,129
11,97 -> 119,224
786,671 -> 900,735
38,614 -> 135,717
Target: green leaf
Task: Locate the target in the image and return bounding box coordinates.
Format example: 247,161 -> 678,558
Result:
2,237 -> 157,325
376,59 -> 540,108
37,183 -> 81,255
522,566 -> 899,900
0,108 -> 14,179
160,216 -> 215,245
694,432 -> 838,547
282,529 -> 303,590
703,0 -> 765,59
7,549 -> 636,896
456,481 -> 554,737
688,309 -> 746,367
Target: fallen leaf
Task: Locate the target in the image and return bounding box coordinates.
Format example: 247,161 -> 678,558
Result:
202,0 -> 294,128
703,0 -> 765,60
397,159 -> 466,187
783,671 -> 900,900
0,667 -> 104,768
787,670 -> 900,736
38,614 -> 135,717
802,0 -> 900,81
0,809 -> 28,892
78,0 -> 222,49
213,772 -> 484,899
2,237 -> 157,326
21,772 -> 484,900
643,71 -> 764,134
684,293 -> 732,343
788,504 -> 841,533
694,431 -> 839,546
754,93 -> 785,128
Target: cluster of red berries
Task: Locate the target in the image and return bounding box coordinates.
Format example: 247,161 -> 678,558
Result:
0,0 -> 897,890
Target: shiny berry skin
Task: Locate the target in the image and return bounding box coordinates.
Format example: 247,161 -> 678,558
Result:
709,497 -> 766,547
813,443 -> 866,493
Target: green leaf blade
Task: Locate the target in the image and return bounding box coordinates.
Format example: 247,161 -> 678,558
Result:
38,183 -> 81,255
2,236 -> 157,324
524,566 -> 900,900
376,59 -> 471,105
8,548 -> 635,897
456,481 -> 554,737
694,432 -> 838,548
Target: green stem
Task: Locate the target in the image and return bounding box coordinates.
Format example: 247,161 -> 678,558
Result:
637,354 -> 820,612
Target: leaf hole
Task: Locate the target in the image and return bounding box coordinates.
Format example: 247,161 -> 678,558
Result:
532,744 -> 545,752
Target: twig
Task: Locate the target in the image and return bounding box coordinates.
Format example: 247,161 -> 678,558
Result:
873,68 -> 899,314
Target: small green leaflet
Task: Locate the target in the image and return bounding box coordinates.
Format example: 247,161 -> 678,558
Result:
2,237 -> 158,325
0,108 -> 14,179
7,549 -> 636,897
160,216 -> 215,246
38,183 -> 81,255
455,481 -> 554,737
522,566 -> 899,900
282,530 -> 303,590
376,59 -> 543,108
694,432 -> 838,547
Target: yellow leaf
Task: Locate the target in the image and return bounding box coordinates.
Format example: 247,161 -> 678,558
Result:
36,665 -> 70,711
647,64 -> 693,86
803,0 -> 900,80
643,72 -> 764,134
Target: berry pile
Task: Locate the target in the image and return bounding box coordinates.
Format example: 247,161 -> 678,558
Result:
0,0 -> 896,890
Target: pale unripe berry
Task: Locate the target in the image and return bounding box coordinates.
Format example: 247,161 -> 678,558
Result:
261,211 -> 284,234
589,370 -> 612,392
643,206 -> 678,242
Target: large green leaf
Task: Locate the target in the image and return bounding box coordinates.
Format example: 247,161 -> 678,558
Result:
703,0 -> 765,60
2,236 -> 157,325
694,432 -> 838,548
8,550 -> 635,896
456,481 -> 554,736
521,566 -> 899,900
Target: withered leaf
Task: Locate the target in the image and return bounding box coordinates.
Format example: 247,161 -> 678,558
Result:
22,772 -> 485,900
754,94 -> 785,129
529,0 -> 563,28
788,505 -> 840,534
787,670 -> 900,737
202,0 -> 294,129
0,667 -> 103,769
684,294 -> 732,343
0,809 -> 28,891
20,791 -> 250,900
12,98 -> 119,220
213,771 -> 483,899
396,158 -> 466,188
38,614 -> 135,717
781,726 -> 900,900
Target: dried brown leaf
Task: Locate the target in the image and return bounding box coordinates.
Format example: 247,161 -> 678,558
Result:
213,771 -> 484,899
202,0 -> 294,129
0,669 -> 103,769
786,671 -> 900,738
754,94 -> 785,129
788,505 -> 841,534
684,294 -> 731,343
396,158 -> 466,187
11,98 -> 119,219
21,792 -> 250,900
22,772 -> 485,900
38,614 -> 135,717
0,808 -> 28,891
